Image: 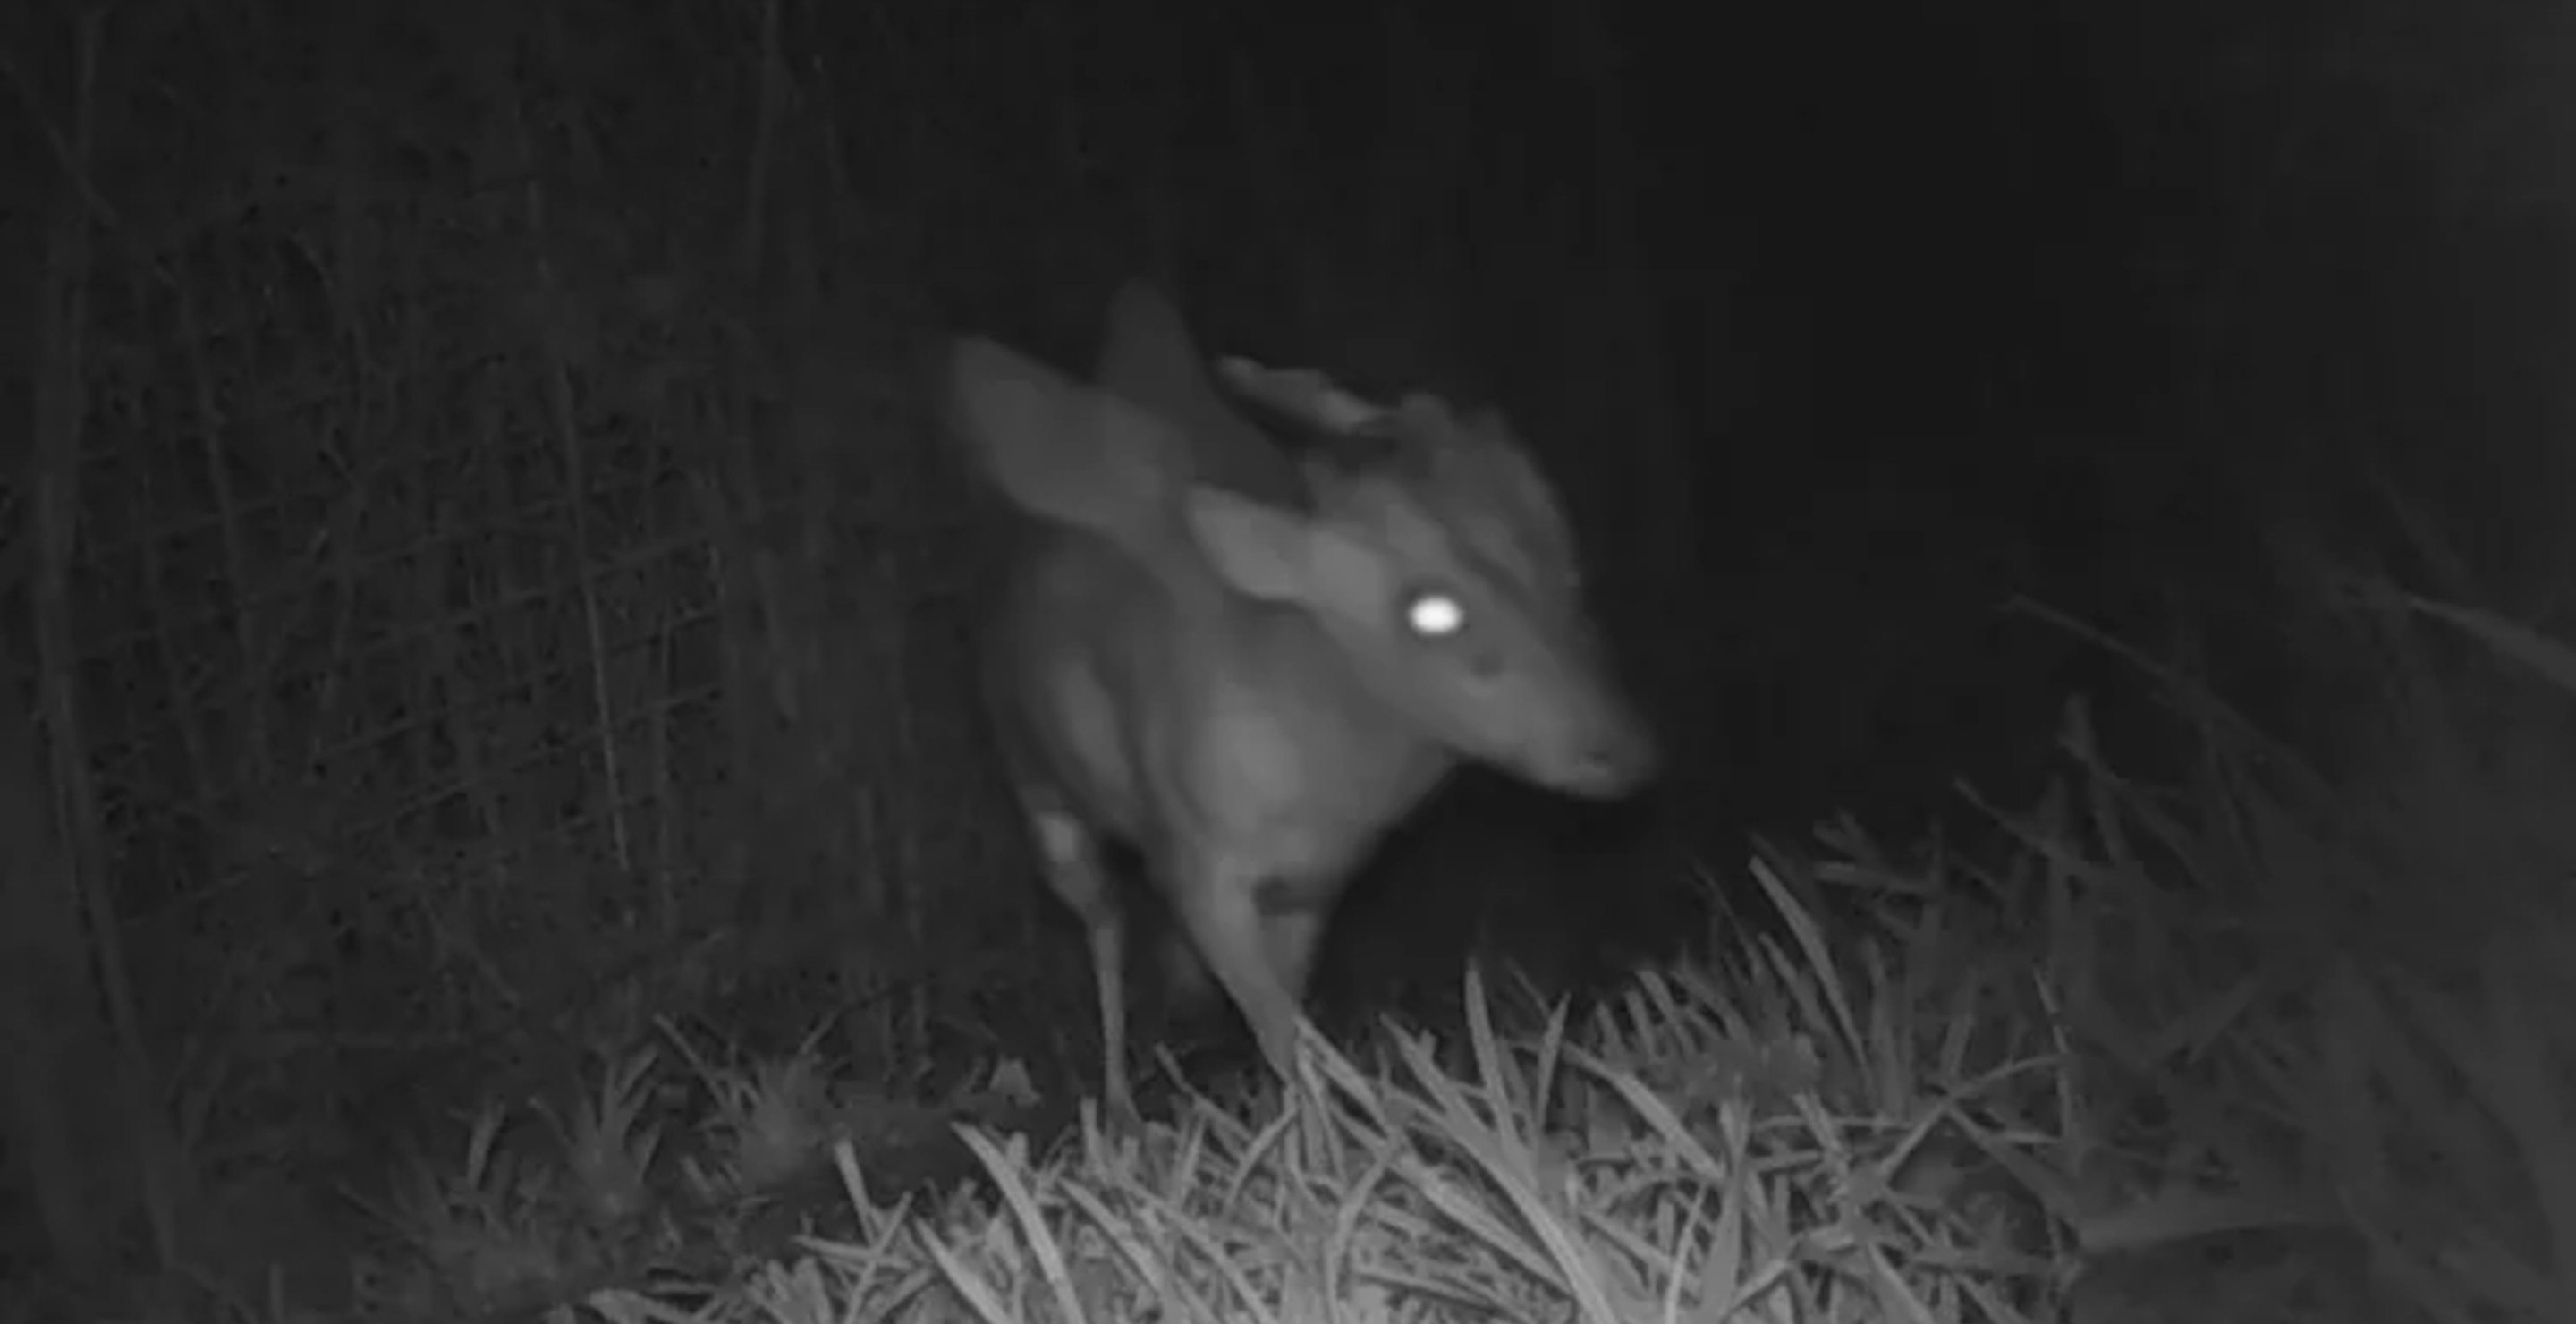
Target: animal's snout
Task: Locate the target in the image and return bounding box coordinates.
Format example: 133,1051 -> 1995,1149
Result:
1542,700 -> 1659,798
1585,717 -> 1661,795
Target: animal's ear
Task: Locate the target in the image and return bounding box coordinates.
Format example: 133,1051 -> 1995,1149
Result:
1182,486 -> 1316,602
1097,285 -> 1307,505
951,337 -> 1174,539
952,338 -> 1068,458
1098,282 -> 1199,417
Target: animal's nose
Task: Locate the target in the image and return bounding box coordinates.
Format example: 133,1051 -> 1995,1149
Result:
1563,714 -> 1659,797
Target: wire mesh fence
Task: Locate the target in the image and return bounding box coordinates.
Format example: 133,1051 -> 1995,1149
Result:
48,168 -> 1044,1142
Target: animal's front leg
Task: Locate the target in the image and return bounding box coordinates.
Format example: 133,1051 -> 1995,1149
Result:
1083,912 -> 1133,1122
1168,852 -> 1308,1090
1261,906 -> 1327,1010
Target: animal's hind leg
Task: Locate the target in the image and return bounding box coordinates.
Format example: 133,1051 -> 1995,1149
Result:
1026,803 -> 1135,1120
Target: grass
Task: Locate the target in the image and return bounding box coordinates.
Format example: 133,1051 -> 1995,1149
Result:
26,571 -> 2563,1324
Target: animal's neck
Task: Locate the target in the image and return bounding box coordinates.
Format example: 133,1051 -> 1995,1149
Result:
1244,598 -> 1446,768
1159,600 -> 1456,879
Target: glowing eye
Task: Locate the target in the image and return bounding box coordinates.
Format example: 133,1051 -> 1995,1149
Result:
1404,591 -> 1465,638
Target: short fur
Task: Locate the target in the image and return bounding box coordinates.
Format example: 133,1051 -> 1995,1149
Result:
950,284 -> 1656,1116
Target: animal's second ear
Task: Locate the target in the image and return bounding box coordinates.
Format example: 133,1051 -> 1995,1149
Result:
1183,487 -> 1315,602
1100,282 -> 1203,420
952,338 -> 1072,463
952,338 -> 1111,517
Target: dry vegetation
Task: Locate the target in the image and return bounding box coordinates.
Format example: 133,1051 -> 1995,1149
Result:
0,1 -> 2570,1322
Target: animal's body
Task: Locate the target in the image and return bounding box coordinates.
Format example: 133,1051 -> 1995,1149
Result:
951,284 -> 1655,1115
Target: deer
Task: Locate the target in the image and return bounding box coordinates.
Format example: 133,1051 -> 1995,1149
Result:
947,284 -> 1657,1118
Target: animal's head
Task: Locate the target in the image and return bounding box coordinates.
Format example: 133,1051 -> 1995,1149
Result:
1182,362 -> 1659,799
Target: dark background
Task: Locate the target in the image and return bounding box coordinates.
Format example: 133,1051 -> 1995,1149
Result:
2,0 -> 2568,1291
